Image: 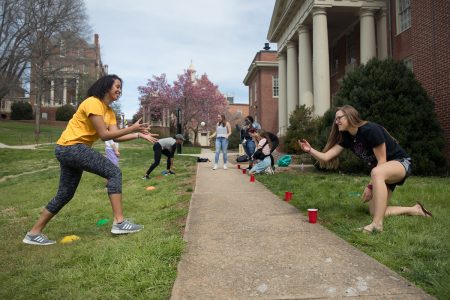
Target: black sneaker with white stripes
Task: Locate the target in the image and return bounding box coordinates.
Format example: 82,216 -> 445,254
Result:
111,219 -> 143,234
23,232 -> 56,245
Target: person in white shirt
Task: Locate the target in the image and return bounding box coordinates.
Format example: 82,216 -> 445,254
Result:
209,114 -> 232,170
105,139 -> 120,166
142,134 -> 185,179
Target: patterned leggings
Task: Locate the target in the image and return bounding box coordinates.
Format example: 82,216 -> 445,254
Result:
46,144 -> 122,214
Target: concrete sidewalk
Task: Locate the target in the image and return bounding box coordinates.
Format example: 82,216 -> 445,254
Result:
171,149 -> 433,299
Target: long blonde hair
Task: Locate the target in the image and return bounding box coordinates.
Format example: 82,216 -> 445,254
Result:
257,129 -> 273,149
322,105 -> 367,169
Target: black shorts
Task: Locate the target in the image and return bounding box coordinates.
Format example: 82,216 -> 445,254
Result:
387,157 -> 412,191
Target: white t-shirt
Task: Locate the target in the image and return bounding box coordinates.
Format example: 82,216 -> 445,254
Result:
258,138 -> 271,155
105,140 -> 119,150
158,137 -> 176,151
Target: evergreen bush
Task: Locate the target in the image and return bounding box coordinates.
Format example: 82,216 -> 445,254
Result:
10,102 -> 33,120
227,128 -> 241,150
55,104 -> 76,121
319,58 -> 446,175
285,105 -> 320,155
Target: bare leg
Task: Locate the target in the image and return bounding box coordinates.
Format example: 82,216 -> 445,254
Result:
29,208 -> 55,234
369,186 -> 430,217
385,203 -> 430,217
109,193 -> 124,224
364,161 -> 406,233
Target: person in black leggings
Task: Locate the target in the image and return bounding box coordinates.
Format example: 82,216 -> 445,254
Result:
23,74 -> 158,246
142,134 -> 185,179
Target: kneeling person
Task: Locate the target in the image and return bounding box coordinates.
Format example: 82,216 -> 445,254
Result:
248,129 -> 273,175
142,134 -> 185,179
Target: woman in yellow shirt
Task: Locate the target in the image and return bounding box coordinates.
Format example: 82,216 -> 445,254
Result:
23,74 -> 158,245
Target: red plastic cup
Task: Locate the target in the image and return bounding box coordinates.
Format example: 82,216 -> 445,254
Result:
284,191 -> 293,201
250,174 -> 255,182
308,209 -> 318,223
237,164 -> 241,169
242,168 -> 247,174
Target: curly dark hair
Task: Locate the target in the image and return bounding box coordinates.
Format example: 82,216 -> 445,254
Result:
87,74 -> 123,99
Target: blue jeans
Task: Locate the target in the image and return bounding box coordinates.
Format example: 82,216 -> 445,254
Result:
215,137 -> 228,164
250,156 -> 271,174
243,139 -> 256,163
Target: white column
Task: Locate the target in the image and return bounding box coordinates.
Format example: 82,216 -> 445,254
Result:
360,8 -> 377,64
312,7 -> 331,116
298,26 -> 314,108
63,79 -> 67,105
376,8 -> 388,60
286,41 -> 299,120
50,80 -> 55,106
75,77 -> 79,104
278,52 -> 287,135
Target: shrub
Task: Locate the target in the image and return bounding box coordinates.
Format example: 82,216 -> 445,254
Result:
284,105 -> 320,154
227,128 -> 241,150
319,58 -> 446,175
10,102 -> 33,120
55,104 -> 76,121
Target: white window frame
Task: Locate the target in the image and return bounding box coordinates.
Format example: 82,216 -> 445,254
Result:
403,57 -> 413,71
272,75 -> 279,97
397,0 -> 411,34
59,40 -> 66,57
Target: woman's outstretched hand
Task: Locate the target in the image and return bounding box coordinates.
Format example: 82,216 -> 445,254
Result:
140,132 -> 159,143
131,118 -> 150,134
298,139 -> 311,153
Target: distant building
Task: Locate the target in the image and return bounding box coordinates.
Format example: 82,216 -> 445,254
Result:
28,33 -> 107,121
243,47 -> 279,134
0,84 -> 27,119
141,94 -> 171,137
268,0 -> 450,160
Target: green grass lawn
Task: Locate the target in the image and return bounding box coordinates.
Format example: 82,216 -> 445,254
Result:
1,121 -> 449,299
0,140 -> 200,299
257,170 -> 450,299
0,120 -> 65,145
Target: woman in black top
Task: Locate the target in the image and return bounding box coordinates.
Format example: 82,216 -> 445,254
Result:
299,105 -> 432,233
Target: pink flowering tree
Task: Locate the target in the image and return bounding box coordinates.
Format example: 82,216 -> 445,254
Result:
138,70 -> 227,144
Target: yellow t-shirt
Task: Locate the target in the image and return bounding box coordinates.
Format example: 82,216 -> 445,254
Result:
57,97 -> 117,146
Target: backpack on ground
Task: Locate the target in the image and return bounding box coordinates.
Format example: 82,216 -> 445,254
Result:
277,155 -> 292,167
236,154 -> 249,162
197,157 -> 210,163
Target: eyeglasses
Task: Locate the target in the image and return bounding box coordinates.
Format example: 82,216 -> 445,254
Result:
335,115 -> 346,122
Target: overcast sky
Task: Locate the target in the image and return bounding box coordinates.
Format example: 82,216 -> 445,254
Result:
83,0 -> 277,119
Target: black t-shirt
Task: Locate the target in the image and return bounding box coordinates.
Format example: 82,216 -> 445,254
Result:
339,122 -> 409,169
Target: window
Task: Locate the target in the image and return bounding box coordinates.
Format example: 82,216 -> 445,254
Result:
397,0 -> 411,33
78,48 -> 84,58
403,57 -> 413,71
272,76 -> 279,97
346,34 -> 356,65
59,40 -> 65,57
330,47 -> 338,75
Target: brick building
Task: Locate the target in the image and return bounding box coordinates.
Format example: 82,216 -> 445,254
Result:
243,47 -> 279,134
29,33 -> 107,121
267,0 -> 450,160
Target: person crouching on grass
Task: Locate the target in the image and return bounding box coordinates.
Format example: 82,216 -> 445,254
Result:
298,105 -> 432,234
142,134 -> 185,180
23,74 -> 158,246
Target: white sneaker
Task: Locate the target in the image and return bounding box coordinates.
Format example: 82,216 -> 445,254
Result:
223,164 -> 228,170
212,164 -> 217,170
